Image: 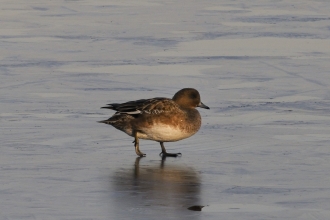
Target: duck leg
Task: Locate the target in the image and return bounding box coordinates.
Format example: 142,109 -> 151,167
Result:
133,132 -> 146,157
159,142 -> 182,157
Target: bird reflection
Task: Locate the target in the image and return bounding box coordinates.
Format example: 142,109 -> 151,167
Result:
111,157 -> 201,219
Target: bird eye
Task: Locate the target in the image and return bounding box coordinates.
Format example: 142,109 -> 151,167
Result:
189,93 -> 197,99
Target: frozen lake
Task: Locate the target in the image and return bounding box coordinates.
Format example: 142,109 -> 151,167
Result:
1,0 -> 330,219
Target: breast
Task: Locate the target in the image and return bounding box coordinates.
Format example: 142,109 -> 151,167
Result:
137,124 -> 198,142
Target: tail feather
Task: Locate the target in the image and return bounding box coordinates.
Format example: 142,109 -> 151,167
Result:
101,104 -> 114,109
98,114 -> 130,125
98,119 -> 113,124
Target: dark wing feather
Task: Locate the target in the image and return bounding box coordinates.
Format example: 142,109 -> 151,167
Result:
101,98 -> 180,115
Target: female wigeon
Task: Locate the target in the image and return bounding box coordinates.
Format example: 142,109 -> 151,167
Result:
99,88 -> 209,157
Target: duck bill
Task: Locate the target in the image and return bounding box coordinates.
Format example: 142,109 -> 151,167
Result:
198,102 -> 210,109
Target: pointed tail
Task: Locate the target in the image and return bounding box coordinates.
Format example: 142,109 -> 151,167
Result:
98,119 -> 113,125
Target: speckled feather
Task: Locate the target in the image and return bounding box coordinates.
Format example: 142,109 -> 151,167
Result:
99,88 -> 209,156
101,98 -> 182,115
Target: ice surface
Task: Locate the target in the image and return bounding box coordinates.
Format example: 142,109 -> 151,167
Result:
1,0 -> 330,219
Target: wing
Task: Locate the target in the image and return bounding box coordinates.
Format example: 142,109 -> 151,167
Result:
101,98 -> 180,115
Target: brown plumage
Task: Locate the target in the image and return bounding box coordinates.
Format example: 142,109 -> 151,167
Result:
99,88 -> 209,157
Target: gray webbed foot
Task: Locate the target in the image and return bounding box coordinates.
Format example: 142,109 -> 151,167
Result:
134,134 -> 146,157
159,142 -> 181,157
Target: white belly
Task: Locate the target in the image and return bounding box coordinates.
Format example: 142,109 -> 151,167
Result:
137,124 -> 194,142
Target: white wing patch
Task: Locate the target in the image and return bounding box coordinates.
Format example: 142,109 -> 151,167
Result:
125,110 -> 142,114
114,110 -> 141,116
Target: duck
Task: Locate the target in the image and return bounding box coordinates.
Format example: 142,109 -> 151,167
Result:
99,88 -> 209,157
